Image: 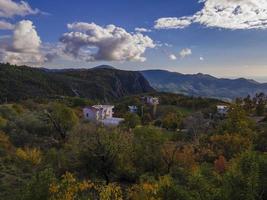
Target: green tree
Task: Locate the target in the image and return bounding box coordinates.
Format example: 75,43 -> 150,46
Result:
69,124 -> 127,184
123,113 -> 141,129
221,104 -> 254,136
222,151 -> 267,200
45,103 -> 78,140
20,168 -> 56,200
162,112 -> 182,131
133,126 -> 165,174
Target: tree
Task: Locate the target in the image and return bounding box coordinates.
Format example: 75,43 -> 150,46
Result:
161,141 -> 184,173
20,168 -> 56,200
162,112 -> 182,131
123,113 -> 141,129
16,147 -> 42,166
254,93 -> 266,116
214,155 -> 227,174
243,95 -> 253,114
142,113 -> 152,125
133,126 -> 166,173
49,172 -> 96,200
184,112 -> 209,144
69,124 -> 127,184
99,183 -> 123,200
210,133 -> 252,159
45,103 -> 78,140
221,104 -> 254,136
222,151 -> 267,200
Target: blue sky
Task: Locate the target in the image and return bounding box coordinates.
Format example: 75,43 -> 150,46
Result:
1,0 -> 267,81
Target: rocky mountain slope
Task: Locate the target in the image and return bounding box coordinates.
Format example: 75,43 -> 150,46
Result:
141,70 -> 267,100
0,63 -> 154,102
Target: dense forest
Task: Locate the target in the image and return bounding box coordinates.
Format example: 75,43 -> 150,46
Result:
0,91 -> 266,200
0,63 -> 154,102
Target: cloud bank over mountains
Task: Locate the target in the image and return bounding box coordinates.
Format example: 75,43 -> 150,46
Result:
155,0 -> 267,30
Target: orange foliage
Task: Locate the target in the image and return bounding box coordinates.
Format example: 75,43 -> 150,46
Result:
214,155 -> 227,174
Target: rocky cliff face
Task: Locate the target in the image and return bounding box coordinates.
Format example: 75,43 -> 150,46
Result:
0,63 -> 154,102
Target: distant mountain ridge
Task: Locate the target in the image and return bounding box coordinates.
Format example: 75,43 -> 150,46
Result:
0,63 -> 154,102
141,69 -> 267,100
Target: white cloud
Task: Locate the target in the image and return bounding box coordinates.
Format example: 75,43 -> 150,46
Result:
60,22 -> 155,62
200,56 -> 204,61
135,27 -> 152,32
155,17 -> 194,29
0,20 -> 47,66
155,0 -> 267,30
12,20 -> 41,53
0,20 -> 14,30
179,48 -> 192,58
0,0 -> 40,18
169,54 -> 177,60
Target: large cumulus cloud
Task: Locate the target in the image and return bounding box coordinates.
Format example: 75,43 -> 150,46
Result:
0,20 -> 47,66
60,22 -> 155,62
155,0 -> 267,30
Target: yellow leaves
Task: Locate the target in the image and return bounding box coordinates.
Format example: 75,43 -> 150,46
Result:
0,131 -> 12,150
129,176 -> 173,200
129,183 -> 159,200
99,183 -> 123,200
16,147 -> 42,165
49,172 -> 95,200
49,172 -> 124,200
49,182 -> 59,194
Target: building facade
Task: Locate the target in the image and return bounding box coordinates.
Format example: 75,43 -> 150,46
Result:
83,105 -> 124,126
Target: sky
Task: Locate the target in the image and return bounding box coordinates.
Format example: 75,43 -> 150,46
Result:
1,0 -> 267,81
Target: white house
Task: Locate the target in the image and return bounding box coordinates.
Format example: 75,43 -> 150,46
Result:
83,105 -> 124,126
128,105 -> 138,113
142,96 -> 159,105
217,105 -> 229,115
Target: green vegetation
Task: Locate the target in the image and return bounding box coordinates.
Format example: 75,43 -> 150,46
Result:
0,63 -> 154,103
0,89 -> 266,199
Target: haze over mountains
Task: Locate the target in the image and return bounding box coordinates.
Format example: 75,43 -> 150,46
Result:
141,70 -> 267,100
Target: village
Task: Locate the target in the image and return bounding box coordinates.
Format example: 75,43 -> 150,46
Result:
83,96 -> 160,126
82,95 -> 230,129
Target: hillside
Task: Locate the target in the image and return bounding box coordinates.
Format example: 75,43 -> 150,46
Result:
141,70 -> 267,100
0,63 -> 154,102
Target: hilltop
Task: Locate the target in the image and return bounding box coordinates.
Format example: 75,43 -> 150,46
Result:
0,63 -> 154,102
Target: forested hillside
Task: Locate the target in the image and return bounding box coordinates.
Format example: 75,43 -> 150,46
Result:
0,63 -> 154,102
0,93 -> 266,200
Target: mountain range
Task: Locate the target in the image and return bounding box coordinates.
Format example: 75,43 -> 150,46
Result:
1,63 -> 267,102
0,63 -> 154,102
141,70 -> 267,100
